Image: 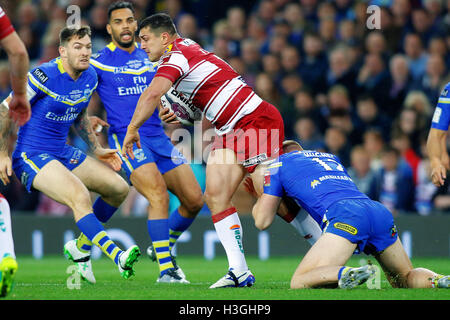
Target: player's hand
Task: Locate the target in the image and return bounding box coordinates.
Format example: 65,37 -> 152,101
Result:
431,162 -> 447,187
243,176 -> 258,198
94,148 -> 122,172
159,106 -> 180,124
122,125 -> 141,159
89,116 -> 109,136
0,152 -> 12,185
8,93 -> 31,126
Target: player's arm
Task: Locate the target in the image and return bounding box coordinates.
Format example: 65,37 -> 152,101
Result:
0,31 -> 31,126
74,108 -> 122,171
252,193 -> 282,230
427,128 -> 448,186
0,101 -> 15,185
122,76 -> 173,158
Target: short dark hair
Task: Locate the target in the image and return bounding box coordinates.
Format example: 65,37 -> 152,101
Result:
107,1 -> 135,20
59,26 -> 91,46
139,13 -> 177,35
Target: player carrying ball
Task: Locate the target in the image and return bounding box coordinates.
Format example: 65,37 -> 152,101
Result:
122,13 -> 287,288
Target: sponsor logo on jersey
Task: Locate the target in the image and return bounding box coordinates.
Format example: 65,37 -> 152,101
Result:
432,107 -> 442,123
33,68 -> 49,83
390,225 -> 398,237
242,153 -> 268,167
333,222 -> 358,235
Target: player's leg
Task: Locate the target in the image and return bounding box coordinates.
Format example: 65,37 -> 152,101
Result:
0,195 -> 18,297
162,163 -> 203,252
374,238 -> 448,288
70,156 -> 129,255
112,133 -> 185,282
32,160 -> 139,279
290,233 -> 374,289
205,148 -> 255,288
65,155 -> 130,283
131,162 -> 185,282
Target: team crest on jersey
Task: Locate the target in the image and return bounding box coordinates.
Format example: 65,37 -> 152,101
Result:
441,88 -> 449,97
333,222 -> 358,235
310,179 -> 321,189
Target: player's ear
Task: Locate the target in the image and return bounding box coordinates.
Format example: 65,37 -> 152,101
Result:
106,23 -> 112,36
58,45 -> 66,58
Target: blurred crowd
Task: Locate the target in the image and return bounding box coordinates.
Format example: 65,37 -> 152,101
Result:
1,0 -> 450,217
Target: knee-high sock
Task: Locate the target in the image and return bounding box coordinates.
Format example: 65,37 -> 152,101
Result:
0,196 -> 15,259
147,219 -> 174,276
76,197 -> 118,253
289,209 -> 322,246
168,208 -> 195,252
76,213 -> 123,265
212,207 -> 248,272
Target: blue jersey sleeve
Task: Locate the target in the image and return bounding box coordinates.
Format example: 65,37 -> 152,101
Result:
26,67 -> 50,105
431,84 -> 450,131
263,164 -> 284,197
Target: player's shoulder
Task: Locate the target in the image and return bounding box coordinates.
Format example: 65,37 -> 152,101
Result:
85,64 -> 98,83
28,59 -> 61,85
439,82 -> 450,99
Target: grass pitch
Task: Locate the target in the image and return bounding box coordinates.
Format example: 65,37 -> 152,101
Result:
3,255 -> 450,300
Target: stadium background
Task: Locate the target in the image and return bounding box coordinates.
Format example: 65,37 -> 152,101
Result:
0,0 -> 449,258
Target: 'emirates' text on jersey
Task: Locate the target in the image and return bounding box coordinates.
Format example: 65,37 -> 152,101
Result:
90,42 -> 163,136
155,38 -> 263,135
264,151 -> 369,226
14,58 -> 97,154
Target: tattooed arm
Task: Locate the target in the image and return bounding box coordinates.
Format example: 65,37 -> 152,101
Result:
0,101 -> 15,185
74,108 -> 122,171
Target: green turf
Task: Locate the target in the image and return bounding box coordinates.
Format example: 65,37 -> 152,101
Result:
2,255 -> 450,300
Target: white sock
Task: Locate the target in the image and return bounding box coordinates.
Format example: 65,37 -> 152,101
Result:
212,208 -> 248,272
0,196 -> 15,260
290,209 -> 322,246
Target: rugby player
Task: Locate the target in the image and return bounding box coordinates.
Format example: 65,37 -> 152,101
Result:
252,141 -> 449,289
69,1 -> 202,284
427,83 -> 450,187
0,26 -> 141,281
121,13 -> 314,288
0,4 -> 30,298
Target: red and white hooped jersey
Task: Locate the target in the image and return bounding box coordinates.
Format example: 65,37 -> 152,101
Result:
154,37 -> 263,135
0,6 -> 15,40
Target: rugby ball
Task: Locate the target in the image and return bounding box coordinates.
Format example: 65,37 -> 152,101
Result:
160,88 -> 202,126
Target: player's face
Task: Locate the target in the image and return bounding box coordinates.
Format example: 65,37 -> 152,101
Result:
62,35 -> 92,72
107,8 -> 137,48
139,27 -> 166,62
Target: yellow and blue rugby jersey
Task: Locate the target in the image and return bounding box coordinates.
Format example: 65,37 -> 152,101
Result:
264,150 -> 368,225
90,42 -> 164,136
431,82 -> 450,131
14,57 -> 98,154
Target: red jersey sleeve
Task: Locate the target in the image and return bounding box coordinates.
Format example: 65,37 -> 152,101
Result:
0,7 -> 15,40
154,51 -> 188,83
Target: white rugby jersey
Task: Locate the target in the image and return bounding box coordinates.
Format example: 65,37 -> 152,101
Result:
154,37 -> 262,135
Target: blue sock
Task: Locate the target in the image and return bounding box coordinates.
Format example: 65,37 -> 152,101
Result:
168,208 -> 194,251
76,213 -> 123,265
147,219 -> 174,276
93,197 -> 117,223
